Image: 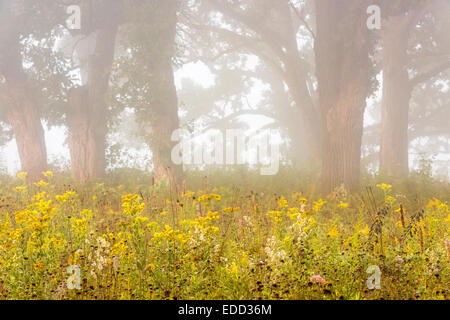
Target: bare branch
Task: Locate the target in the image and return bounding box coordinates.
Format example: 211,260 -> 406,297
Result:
289,1 -> 316,40
409,59 -> 450,87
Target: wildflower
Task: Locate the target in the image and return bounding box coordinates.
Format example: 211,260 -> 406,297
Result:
146,221 -> 158,231
33,260 -> 45,272
426,198 -> 448,213
210,194 -> 221,201
222,207 -> 240,213
206,211 -> 220,220
42,171 -> 53,178
360,225 -> 370,235
55,191 -> 77,204
385,195 -> 395,205
17,171 -> 27,180
226,261 -> 239,280
313,199 -> 326,212
338,201 -> 348,208
198,194 -> 221,202
34,180 -> 49,187
310,275 -> 326,284
182,190 -> 195,198
160,211 -> 168,216
376,183 -> 392,191
134,216 -> 149,224
122,194 -> 145,216
327,226 -> 341,238
278,196 -> 288,208
267,210 -> 283,223
287,207 -> 300,220
146,263 -> 156,273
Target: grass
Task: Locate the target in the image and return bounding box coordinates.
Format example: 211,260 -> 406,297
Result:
0,169 -> 449,300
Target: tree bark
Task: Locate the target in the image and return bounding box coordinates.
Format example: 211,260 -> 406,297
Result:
145,0 -> 182,185
5,84 -> 47,181
66,15 -> 118,182
0,20 -> 47,181
380,16 -> 412,177
315,0 -> 370,194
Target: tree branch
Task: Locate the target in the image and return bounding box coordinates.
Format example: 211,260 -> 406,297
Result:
289,1 -> 316,40
409,59 -> 450,87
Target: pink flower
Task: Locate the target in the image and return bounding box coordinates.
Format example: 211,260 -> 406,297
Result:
310,275 -> 326,284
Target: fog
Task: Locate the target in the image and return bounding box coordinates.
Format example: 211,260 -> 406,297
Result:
1,0 -> 450,302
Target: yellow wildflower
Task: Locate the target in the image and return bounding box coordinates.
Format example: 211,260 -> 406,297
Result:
328,226 -> 341,238
338,201 -> 349,208
42,171 -> 53,178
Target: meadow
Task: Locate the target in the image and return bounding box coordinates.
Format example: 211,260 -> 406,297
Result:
0,169 -> 449,300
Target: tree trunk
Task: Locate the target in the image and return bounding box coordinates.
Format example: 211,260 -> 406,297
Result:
66,22 -> 118,182
67,86 -> 107,183
267,68 -> 314,167
380,16 -> 412,177
320,93 -> 366,194
147,54 -> 182,186
315,0 -> 370,194
149,89 -> 182,186
146,0 -> 182,185
6,84 -> 47,181
0,22 -> 47,181
276,0 -> 322,163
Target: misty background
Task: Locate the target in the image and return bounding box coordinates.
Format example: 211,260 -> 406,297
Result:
0,0 -> 449,192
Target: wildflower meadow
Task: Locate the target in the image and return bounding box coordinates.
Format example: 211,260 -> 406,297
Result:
0,170 -> 448,300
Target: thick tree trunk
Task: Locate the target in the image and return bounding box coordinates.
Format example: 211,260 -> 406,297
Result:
315,0 -> 370,194
66,23 -> 118,182
67,86 -> 108,182
147,54 -> 182,186
6,84 -> 47,181
67,87 -> 90,183
0,22 -> 47,181
149,87 -> 182,186
320,93 -> 366,194
380,16 -> 413,177
146,0 -> 182,185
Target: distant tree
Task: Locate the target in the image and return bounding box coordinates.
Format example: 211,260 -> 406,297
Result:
378,0 -> 450,177
58,0 -> 123,182
0,0 -> 66,180
112,0 -> 182,185
191,0 -> 322,163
